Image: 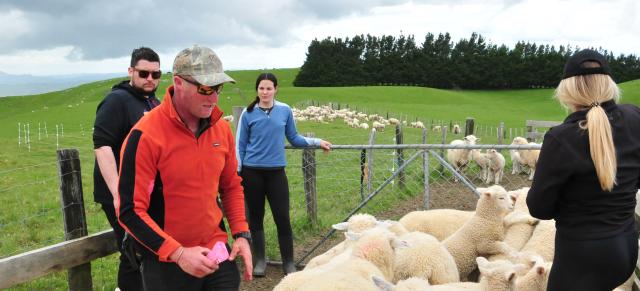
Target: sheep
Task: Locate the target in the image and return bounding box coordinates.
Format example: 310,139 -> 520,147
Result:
446,135 -> 479,182
398,209 -> 474,241
452,124 -> 461,134
499,187 -> 538,253
470,149 -> 490,183
393,231 -> 460,284
432,125 -> 442,132
373,121 -> 386,131
430,257 -> 525,291
305,213 -> 383,269
443,185 -> 516,280
388,118 -> 401,125
372,276 -> 432,291
511,137 -> 540,180
222,115 -> 234,122
361,123 -> 370,130
514,255 -> 551,291
509,149 -> 527,175
284,228 -> 407,291
486,149 -> 505,184
520,219 -> 556,262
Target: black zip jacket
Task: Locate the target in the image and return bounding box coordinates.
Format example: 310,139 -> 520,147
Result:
527,100 -> 640,240
92,81 -> 160,204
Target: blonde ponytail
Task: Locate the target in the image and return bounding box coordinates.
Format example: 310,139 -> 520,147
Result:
583,105 -> 617,191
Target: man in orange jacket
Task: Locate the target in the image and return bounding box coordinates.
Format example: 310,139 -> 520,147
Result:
117,45 -> 253,290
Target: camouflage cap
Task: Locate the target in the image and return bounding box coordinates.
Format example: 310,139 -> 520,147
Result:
172,45 -> 236,86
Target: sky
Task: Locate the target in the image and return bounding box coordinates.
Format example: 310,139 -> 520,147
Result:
0,0 -> 638,76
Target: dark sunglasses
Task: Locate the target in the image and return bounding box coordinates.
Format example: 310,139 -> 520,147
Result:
134,68 -> 162,79
179,76 -> 222,95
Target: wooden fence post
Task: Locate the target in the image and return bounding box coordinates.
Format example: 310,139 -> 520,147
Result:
395,124 -> 405,189
57,149 -> 92,291
465,117 -> 475,136
302,133 -> 317,225
232,106 -> 244,131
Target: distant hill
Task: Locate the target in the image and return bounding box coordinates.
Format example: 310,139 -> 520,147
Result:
0,71 -> 124,97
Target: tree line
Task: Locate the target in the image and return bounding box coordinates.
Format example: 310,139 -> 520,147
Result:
293,33 -> 640,89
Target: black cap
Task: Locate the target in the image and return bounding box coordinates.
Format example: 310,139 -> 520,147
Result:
562,49 -> 611,79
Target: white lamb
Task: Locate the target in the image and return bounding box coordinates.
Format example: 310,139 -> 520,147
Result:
443,185 -> 516,280
393,231 -> 460,284
486,149 -> 505,184
452,124 -> 461,135
389,118 -> 401,125
222,115 -> 234,122
494,187 -> 537,257
470,149 -> 490,183
515,255 -> 551,291
305,213 -> 382,269
373,121 -> 386,131
446,135 -> 479,182
398,209 -> 474,241
430,257 -> 525,291
288,228 -> 407,291
432,125 -> 442,132
509,149 -> 527,175
512,137 -> 540,180
520,219 -> 556,262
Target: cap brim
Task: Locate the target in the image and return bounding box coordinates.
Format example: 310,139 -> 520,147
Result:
193,73 -> 236,87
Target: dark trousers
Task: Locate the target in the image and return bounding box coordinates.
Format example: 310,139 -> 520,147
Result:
101,203 -> 143,291
241,168 -> 292,236
548,226 -> 638,291
140,255 -> 240,291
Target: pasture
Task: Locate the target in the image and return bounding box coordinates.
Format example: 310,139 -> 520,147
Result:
0,68 -> 638,290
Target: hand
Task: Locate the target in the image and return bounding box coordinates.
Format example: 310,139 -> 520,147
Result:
319,140 -> 332,153
171,246 -> 219,278
229,237 -> 253,281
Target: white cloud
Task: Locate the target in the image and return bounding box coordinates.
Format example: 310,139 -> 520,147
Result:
0,0 -> 638,75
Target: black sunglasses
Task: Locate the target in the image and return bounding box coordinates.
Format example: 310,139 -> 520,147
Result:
179,76 -> 222,95
134,68 -> 162,80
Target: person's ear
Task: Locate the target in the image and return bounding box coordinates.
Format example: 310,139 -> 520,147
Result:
128,67 -> 134,79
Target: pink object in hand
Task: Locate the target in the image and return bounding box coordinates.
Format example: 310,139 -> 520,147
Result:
207,241 -> 229,264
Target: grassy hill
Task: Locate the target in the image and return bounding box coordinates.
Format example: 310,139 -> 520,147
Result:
0,69 -> 638,290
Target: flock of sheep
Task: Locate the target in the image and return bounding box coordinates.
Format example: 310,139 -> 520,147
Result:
273,184 -> 634,290
292,105 -> 431,131
446,135 -> 541,184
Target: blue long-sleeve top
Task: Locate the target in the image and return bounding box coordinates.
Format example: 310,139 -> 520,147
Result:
236,100 -> 320,171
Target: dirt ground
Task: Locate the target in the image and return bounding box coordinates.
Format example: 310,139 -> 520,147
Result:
238,173 -> 531,290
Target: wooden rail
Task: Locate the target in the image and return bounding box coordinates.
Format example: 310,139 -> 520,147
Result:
0,230 -> 117,289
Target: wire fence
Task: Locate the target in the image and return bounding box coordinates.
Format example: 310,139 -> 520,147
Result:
1,118 -> 544,289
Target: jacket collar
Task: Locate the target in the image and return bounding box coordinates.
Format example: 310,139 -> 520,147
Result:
564,99 -> 617,124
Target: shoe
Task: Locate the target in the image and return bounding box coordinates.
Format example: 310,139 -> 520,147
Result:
251,230 -> 267,277
278,235 -> 297,275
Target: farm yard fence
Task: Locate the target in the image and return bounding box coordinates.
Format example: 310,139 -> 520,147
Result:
3,139 -> 640,290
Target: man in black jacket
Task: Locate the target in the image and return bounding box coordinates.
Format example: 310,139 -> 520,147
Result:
93,47 -> 161,291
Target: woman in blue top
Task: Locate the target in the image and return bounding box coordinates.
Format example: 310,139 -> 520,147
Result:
236,72 -> 331,276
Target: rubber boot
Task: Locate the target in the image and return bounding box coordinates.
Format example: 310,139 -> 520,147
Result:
251,230 -> 267,277
278,235 -> 297,275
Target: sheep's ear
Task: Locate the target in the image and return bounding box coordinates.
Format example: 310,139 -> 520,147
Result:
508,192 -> 518,204
536,265 -> 546,276
345,231 -> 362,241
483,191 -> 492,199
371,275 -> 394,291
392,238 -> 411,249
506,271 -> 517,282
476,257 -> 489,268
332,222 -> 349,231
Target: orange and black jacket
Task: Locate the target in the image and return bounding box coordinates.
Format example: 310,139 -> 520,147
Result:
116,85 -> 248,262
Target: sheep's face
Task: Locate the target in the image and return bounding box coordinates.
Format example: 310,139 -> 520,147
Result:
512,137 -> 527,145
479,186 -> 514,213
477,257 -> 525,291
464,135 -> 479,145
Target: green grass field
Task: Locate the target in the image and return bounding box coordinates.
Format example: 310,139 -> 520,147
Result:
1,68 -> 638,290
